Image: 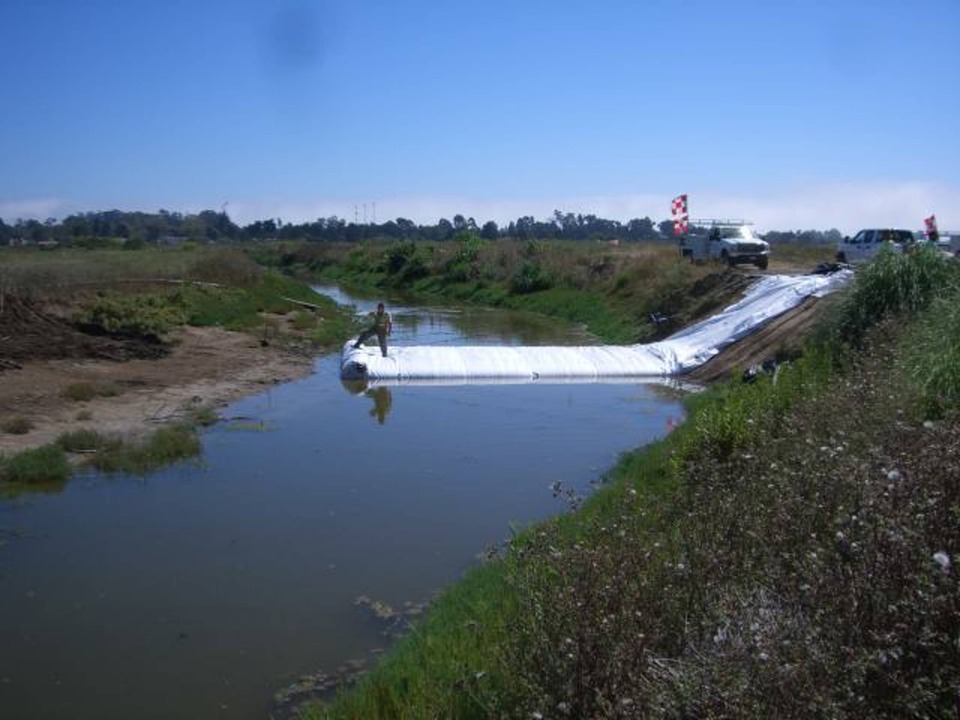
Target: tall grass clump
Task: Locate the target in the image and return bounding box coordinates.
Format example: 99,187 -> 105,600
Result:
0,445 -> 70,485
902,279 -> 960,418
832,245 -> 954,348
89,424 -> 201,475
56,429 -> 114,453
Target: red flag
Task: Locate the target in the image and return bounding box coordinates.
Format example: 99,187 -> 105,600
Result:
671,194 -> 689,236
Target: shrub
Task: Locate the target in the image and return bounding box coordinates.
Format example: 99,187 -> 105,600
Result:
73,291 -> 186,341
510,261 -> 553,294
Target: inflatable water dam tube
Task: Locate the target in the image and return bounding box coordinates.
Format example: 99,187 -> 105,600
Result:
340,271 -> 851,383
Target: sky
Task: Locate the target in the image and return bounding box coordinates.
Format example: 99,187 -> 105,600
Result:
1,0 -> 958,234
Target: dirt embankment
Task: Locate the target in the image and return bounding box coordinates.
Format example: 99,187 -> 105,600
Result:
655,268 -> 834,383
684,296 -> 830,383
0,295 -> 313,455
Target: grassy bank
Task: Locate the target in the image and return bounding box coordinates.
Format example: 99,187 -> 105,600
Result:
304,246 -> 960,718
0,244 -> 361,349
250,239 -> 753,344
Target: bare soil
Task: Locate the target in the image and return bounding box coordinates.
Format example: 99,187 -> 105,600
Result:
684,296 -> 829,383
0,296 -> 313,455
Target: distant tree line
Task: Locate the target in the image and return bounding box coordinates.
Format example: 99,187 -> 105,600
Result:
0,209 -> 843,247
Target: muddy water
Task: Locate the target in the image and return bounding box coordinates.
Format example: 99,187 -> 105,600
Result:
0,288 -> 686,719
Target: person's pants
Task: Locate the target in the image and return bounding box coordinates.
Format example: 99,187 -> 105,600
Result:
356,329 -> 388,357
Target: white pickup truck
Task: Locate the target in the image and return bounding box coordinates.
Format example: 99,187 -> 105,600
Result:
679,222 -> 770,270
836,228 -> 915,265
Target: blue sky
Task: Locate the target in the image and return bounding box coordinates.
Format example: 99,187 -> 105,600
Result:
2,0 -> 957,233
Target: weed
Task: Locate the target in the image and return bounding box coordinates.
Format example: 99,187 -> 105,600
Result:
830,244 -> 955,348
56,429 -> 115,453
290,310 -> 318,331
1,417 -> 33,435
186,404 -> 220,427
90,424 -> 201,475
902,281 -> 960,418
0,445 -> 70,484
73,291 -> 187,341
62,382 -> 120,402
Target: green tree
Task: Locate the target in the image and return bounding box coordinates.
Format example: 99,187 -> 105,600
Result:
480,220 -> 499,240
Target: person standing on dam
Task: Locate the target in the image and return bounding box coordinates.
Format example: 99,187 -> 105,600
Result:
353,302 -> 393,357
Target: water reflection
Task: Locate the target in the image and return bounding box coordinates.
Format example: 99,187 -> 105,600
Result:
365,387 -> 393,425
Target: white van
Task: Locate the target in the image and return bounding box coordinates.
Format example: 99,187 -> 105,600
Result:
836,228 -> 915,265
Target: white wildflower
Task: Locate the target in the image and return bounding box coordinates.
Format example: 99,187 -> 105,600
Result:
933,551 -> 951,571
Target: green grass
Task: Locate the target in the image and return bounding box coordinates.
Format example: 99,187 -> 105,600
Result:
88,424 -> 201,475
0,445 -> 70,485
830,244 -> 956,348
57,424 -> 201,474
502,287 -> 636,343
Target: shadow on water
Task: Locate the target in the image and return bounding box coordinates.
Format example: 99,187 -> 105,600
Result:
0,284 -> 688,720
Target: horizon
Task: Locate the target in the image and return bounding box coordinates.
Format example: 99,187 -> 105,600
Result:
2,1 -> 958,237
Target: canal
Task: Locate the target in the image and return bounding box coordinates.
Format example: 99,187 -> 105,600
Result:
0,286 -> 686,719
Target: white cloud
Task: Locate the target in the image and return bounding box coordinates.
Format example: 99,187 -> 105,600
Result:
687,181 -> 958,236
0,198 -> 72,223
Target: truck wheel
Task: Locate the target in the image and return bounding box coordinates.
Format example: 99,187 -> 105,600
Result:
721,251 -> 734,268
757,257 -> 768,270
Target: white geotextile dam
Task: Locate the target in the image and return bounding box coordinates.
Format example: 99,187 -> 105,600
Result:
340,271 -> 851,383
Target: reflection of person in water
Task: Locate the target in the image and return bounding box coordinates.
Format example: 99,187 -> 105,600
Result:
365,387 -> 393,425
